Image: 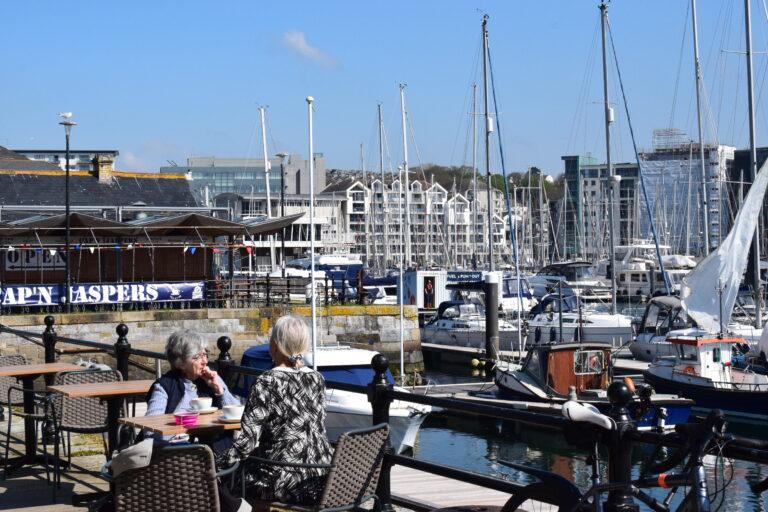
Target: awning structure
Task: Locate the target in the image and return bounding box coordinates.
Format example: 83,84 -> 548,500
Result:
0,212 -> 304,239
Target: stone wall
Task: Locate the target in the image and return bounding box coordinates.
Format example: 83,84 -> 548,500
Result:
0,305 -> 422,376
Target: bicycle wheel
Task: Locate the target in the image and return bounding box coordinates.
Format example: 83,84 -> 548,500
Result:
501,483 -> 574,512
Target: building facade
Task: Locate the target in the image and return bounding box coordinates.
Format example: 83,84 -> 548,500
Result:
13,149 -> 119,172
160,153 -> 327,206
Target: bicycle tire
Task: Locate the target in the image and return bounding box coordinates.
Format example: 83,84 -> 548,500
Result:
501,482 -> 574,512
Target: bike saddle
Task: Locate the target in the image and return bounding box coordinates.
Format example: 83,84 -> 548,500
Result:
563,400 -> 616,431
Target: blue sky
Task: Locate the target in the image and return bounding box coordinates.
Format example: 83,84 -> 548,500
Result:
1,1 -> 767,176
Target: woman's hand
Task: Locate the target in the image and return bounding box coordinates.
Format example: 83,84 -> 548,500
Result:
201,366 -> 224,396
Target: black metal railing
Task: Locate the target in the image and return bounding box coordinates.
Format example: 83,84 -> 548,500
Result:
3,316 -> 768,510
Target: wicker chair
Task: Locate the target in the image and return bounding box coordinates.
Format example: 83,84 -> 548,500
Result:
51,369 -> 122,465
0,355 -> 27,419
245,423 -> 390,512
101,444 -> 238,512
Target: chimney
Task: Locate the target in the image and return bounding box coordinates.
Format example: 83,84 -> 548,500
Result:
92,154 -> 114,183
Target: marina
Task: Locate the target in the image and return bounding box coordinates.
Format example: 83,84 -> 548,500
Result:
3,1 -> 768,510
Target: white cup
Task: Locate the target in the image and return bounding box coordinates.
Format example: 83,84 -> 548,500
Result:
190,397 -> 212,411
222,405 -> 244,420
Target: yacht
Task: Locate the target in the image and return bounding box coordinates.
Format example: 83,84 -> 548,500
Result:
494,341 -> 692,429
643,335 -> 768,422
629,296 -> 762,362
527,293 -> 634,348
421,300 -> 520,351
528,261 -> 611,302
610,245 -> 695,300
234,344 -> 431,454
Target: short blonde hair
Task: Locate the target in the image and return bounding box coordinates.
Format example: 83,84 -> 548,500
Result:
270,315 -> 310,365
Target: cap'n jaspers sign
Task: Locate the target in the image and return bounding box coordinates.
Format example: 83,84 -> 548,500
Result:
0,281 -> 205,307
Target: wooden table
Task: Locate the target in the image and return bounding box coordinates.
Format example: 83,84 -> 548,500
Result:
119,410 -> 242,437
48,380 -> 154,457
0,362 -> 83,475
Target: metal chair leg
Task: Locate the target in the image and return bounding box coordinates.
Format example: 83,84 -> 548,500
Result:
2,409 -> 12,479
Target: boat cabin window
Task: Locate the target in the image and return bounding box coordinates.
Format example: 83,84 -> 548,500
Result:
574,350 -> 605,375
641,302 -> 672,335
669,309 -> 694,330
502,278 -> 532,298
677,344 -> 698,362
712,347 -> 721,363
525,350 -> 542,381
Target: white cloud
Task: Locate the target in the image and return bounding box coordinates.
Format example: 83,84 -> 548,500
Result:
282,31 -> 339,69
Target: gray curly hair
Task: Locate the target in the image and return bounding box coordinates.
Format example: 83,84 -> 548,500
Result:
165,329 -> 208,370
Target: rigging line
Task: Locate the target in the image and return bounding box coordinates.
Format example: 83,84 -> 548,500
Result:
712,0 -> 735,139
606,19 -> 671,295
567,17 -> 601,153
449,34 -> 483,167
406,113 -> 428,184
668,0 -> 691,131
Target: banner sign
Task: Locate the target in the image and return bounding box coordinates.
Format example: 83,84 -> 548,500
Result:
446,271 -> 482,283
0,281 -> 205,307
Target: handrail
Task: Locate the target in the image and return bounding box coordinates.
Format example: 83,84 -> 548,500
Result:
4,317 -> 768,511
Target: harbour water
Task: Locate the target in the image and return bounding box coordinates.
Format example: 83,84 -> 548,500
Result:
413,365 -> 768,511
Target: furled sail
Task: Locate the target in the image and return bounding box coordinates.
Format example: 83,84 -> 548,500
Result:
680,160 -> 768,333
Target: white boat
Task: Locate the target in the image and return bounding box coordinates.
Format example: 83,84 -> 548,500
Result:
420,300 -> 520,351
609,245 -> 696,300
528,261 -> 611,302
526,293 -> 634,348
630,296 -> 762,362
236,344 -> 431,454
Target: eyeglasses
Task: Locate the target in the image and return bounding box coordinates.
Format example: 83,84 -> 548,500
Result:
191,350 -> 210,361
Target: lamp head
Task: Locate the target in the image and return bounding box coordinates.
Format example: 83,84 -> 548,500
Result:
306,96 -> 314,104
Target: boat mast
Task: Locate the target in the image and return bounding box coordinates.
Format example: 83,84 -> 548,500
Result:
472,83 -> 479,270
399,84 -> 412,267
306,96 -> 317,369
360,142 -> 371,265
744,0 -> 763,328
378,103 -> 388,271
482,15 -> 495,271
690,0 -> 710,256
259,106 -> 276,271
600,2 -> 618,315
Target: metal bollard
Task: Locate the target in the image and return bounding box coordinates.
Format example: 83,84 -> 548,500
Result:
367,354 -> 394,512
216,336 -> 234,389
604,382 -> 639,512
484,273 -> 499,381
114,323 -> 131,381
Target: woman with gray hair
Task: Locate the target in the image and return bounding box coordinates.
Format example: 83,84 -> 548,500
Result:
145,329 -> 240,417
216,315 -> 333,505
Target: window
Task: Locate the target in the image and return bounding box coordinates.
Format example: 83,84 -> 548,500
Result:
678,344 -> 698,362
574,350 -> 605,375
712,347 -> 721,363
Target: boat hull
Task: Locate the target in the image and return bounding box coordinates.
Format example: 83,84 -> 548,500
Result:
421,328 -> 521,351
643,370 -> 768,422
325,407 -> 428,454
495,370 -> 691,428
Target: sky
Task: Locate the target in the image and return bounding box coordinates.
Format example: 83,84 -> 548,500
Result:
2,1 -> 768,177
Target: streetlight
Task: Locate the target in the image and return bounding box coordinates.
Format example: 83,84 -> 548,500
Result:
276,152 -> 289,277
59,113 -> 76,312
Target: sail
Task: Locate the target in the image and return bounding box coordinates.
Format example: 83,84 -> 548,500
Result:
680,160 -> 768,333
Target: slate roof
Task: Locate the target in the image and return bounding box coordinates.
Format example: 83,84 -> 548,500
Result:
0,145 -> 197,210
320,177 -> 358,194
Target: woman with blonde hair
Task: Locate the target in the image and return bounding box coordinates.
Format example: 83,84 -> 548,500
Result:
216,315 -> 332,505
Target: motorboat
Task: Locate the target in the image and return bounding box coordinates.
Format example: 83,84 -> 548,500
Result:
630,296 -> 762,362
608,244 -> 695,300
499,274 -> 537,319
420,300 -> 520,351
528,261 -> 611,302
643,335 -> 768,422
494,341 -> 692,429
527,293 -> 634,348
234,344 -> 431,454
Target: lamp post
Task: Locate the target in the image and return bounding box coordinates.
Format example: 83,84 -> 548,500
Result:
276,152 -> 288,278
59,113 -> 76,313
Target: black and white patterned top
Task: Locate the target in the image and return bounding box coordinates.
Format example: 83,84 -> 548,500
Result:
216,366 -> 333,504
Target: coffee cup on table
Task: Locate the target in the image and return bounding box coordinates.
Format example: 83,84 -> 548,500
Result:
222,405 -> 244,420
190,397 -> 212,411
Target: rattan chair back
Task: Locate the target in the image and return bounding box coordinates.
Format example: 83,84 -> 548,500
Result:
53,369 -> 122,432
114,444 -> 220,512
318,423 -> 389,510
0,354 -> 27,406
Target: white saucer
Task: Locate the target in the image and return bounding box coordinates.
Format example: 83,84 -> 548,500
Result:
218,416 -> 242,423
188,407 -> 218,415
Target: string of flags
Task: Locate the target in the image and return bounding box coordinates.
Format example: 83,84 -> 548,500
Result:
5,243 -> 251,254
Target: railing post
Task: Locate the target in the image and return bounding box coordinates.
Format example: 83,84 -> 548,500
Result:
285,277 -> 290,305
216,335 -> 234,389
43,315 -> 58,386
367,354 -> 393,512
604,382 -> 639,512
114,323 -> 131,381
324,276 -> 329,306
266,275 -> 272,307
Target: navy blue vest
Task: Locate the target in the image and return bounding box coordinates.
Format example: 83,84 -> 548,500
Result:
149,369 -> 224,414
